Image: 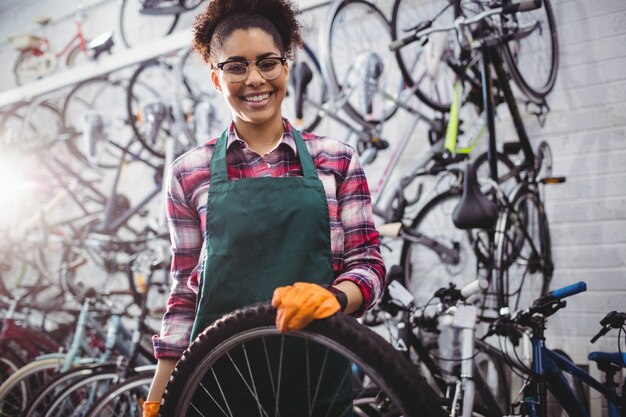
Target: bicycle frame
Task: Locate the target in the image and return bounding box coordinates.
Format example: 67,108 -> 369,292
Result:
0,318 -> 61,363
31,17 -> 88,59
527,338 -> 622,417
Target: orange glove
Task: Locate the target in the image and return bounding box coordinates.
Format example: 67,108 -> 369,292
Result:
142,401 -> 160,417
272,282 -> 341,333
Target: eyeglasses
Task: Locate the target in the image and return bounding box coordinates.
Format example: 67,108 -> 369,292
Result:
215,57 -> 287,83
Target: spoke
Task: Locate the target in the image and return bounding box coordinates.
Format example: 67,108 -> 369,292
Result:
322,364 -> 352,417
306,340 -> 312,415
225,352 -> 270,417
309,347 -> 330,415
200,369 -> 232,417
261,337 -> 277,398
274,336 -> 285,417
241,342 -> 264,417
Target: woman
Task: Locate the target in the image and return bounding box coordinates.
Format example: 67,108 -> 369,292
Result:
143,0 -> 385,415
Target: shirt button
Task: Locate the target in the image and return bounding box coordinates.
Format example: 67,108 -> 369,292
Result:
266,163 -> 271,169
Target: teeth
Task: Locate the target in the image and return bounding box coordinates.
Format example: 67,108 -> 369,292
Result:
244,93 -> 271,102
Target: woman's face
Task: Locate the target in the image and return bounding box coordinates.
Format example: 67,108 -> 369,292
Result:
211,28 -> 289,129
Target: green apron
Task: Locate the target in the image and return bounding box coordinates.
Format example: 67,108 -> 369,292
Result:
190,125 -> 352,416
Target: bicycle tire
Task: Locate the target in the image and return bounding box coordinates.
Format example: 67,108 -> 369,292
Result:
391,0 -> 486,112
160,303 -> 446,417
126,58 -> 179,159
1,100 -> 65,152
42,371 -> 121,417
473,349 -> 510,417
0,355 -> 21,385
23,363 -> 117,417
399,188 -> 477,308
62,76 -> 142,169
495,185 -> 552,311
320,0 -> 402,124
0,357 -> 65,416
500,0 -> 559,100
172,48 -> 224,147
118,0 -> 180,49
83,371 -> 154,417
13,49 -> 43,86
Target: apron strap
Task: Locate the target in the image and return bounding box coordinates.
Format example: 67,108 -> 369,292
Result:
210,123 -> 318,184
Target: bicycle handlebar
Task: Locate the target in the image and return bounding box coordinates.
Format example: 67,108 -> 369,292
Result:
460,278 -> 489,299
389,0 -> 543,51
546,281 -> 587,300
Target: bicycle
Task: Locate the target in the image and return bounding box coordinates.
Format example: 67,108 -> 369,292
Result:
390,0 -> 559,111
390,0 -> 564,312
159,302 -> 448,417
8,1 -> 114,86
22,272 -> 161,417
486,281 -> 625,417
373,270 -> 510,417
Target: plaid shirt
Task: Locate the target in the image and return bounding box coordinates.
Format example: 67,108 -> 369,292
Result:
153,120 -> 385,359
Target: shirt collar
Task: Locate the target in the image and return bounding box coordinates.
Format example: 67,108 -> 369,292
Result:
225,119 -> 298,156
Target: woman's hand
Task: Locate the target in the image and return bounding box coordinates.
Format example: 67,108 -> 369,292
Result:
142,401 -> 160,417
271,282 -> 341,333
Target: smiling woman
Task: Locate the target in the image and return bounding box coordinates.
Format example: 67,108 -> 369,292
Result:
142,1 -> 386,416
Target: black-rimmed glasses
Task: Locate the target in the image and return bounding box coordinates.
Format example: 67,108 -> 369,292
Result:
215,57 -> 287,83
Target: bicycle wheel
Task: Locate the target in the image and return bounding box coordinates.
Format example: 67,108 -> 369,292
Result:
84,371 -> 153,417
118,0 -> 180,49
127,58 -> 181,158
1,100 -> 65,152
42,371 -> 120,417
160,303 -> 445,417
391,0 -> 485,112
62,77 -> 143,169
495,186 -> 552,311
23,363 -> 117,417
473,349 -> 510,416
321,0 -> 403,124
0,355 -> 21,385
400,188 -> 477,308
0,357 -> 64,417
173,48 -> 223,147
283,43 -> 326,132
13,49 -> 45,86
500,0 -> 559,100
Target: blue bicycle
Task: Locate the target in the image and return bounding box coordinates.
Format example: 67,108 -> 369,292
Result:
487,282 -> 625,417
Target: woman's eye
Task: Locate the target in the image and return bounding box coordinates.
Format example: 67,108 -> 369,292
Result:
258,60 -> 279,71
224,63 -> 247,74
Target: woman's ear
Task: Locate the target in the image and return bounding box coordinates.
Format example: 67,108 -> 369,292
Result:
210,68 -> 222,92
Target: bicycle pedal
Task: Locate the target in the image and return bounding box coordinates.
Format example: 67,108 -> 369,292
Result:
540,176 -> 566,184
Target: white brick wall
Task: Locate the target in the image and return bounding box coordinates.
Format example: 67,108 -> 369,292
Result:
0,0 -> 624,414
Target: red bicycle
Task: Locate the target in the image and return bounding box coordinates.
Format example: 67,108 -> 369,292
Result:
8,2 -> 113,86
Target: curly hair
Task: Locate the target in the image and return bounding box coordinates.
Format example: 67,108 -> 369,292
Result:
193,0 -> 303,65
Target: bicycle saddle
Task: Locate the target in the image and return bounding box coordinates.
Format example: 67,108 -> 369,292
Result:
452,163 -> 498,230
588,352 -> 626,369
88,32 -> 114,59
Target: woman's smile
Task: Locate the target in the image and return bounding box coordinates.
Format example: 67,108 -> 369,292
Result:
241,91 -> 274,107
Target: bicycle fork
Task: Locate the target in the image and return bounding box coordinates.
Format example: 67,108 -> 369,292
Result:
441,304 -> 478,417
